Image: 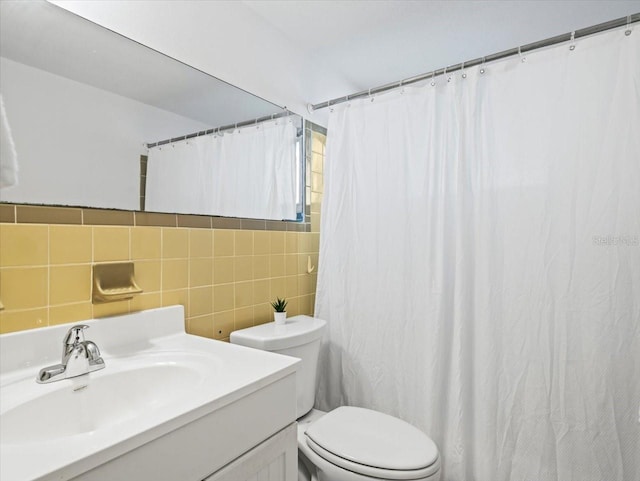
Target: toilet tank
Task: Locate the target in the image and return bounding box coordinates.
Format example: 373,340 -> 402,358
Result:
230,315 -> 326,418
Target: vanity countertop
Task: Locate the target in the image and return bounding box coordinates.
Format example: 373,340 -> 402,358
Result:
0,306 -> 299,481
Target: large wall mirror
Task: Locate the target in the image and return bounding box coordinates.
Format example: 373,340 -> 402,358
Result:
0,0 -> 303,221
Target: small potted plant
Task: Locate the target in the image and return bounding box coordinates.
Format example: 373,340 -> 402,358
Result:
271,297 -> 288,325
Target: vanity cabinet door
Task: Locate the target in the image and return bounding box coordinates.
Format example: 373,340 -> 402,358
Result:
204,423 -> 297,481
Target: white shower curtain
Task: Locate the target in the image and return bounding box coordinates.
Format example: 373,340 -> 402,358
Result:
146,119 -> 297,220
315,28 -> 639,481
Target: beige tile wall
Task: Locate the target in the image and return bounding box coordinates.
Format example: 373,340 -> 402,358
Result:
310,131 -> 326,233
0,224 -> 319,339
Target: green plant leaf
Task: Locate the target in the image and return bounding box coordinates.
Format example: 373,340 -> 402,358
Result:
270,297 -> 288,312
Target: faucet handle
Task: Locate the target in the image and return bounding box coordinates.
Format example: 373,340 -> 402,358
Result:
63,324 -> 90,347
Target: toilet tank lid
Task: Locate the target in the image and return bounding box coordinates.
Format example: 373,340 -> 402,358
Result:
230,315 -> 326,351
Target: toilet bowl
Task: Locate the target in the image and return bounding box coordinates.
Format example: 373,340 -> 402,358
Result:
230,315 -> 441,481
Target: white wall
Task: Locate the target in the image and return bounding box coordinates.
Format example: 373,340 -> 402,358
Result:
0,57 -> 209,210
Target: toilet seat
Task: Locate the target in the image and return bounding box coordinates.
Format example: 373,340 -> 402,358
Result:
304,407 -> 440,480
305,437 -> 441,480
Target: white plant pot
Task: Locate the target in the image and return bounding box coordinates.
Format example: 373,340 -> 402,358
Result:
274,311 -> 287,325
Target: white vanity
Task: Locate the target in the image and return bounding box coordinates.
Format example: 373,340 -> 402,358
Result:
0,306 -> 299,481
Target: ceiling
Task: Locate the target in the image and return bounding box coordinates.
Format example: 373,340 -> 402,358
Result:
243,0 -> 640,99
51,1 -> 640,126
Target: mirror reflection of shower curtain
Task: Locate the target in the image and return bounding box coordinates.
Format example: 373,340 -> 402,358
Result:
0,93 -> 19,188
145,119 -> 297,221
315,28 -> 639,481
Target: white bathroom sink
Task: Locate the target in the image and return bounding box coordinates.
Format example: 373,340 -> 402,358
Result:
1,354 -> 206,444
0,306 -> 299,481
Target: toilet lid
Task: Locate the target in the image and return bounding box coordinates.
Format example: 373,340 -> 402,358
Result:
305,406 -> 439,472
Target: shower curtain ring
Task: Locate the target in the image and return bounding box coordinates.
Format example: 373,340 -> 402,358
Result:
461,61 -> 467,79
569,31 -> 576,50
480,57 -> 486,74
518,45 -> 526,62
625,15 -> 633,36
430,71 -> 436,86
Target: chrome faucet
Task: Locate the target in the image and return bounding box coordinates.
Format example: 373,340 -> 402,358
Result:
37,325 -> 105,383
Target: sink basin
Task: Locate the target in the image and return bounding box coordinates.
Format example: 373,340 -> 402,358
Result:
1,357 -> 204,444
0,306 -> 299,481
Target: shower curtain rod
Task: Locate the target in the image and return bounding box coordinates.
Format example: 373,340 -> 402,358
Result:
146,109 -> 293,149
309,13 -> 640,112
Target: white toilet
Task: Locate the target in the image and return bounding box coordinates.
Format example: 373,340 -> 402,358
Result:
230,315 -> 441,481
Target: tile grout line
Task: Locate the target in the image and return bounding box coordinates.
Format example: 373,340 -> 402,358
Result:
46,224 -> 50,327
187,228 -> 191,324
90,226 -> 95,319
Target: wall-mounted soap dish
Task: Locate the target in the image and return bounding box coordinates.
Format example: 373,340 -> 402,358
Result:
92,262 -> 143,304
